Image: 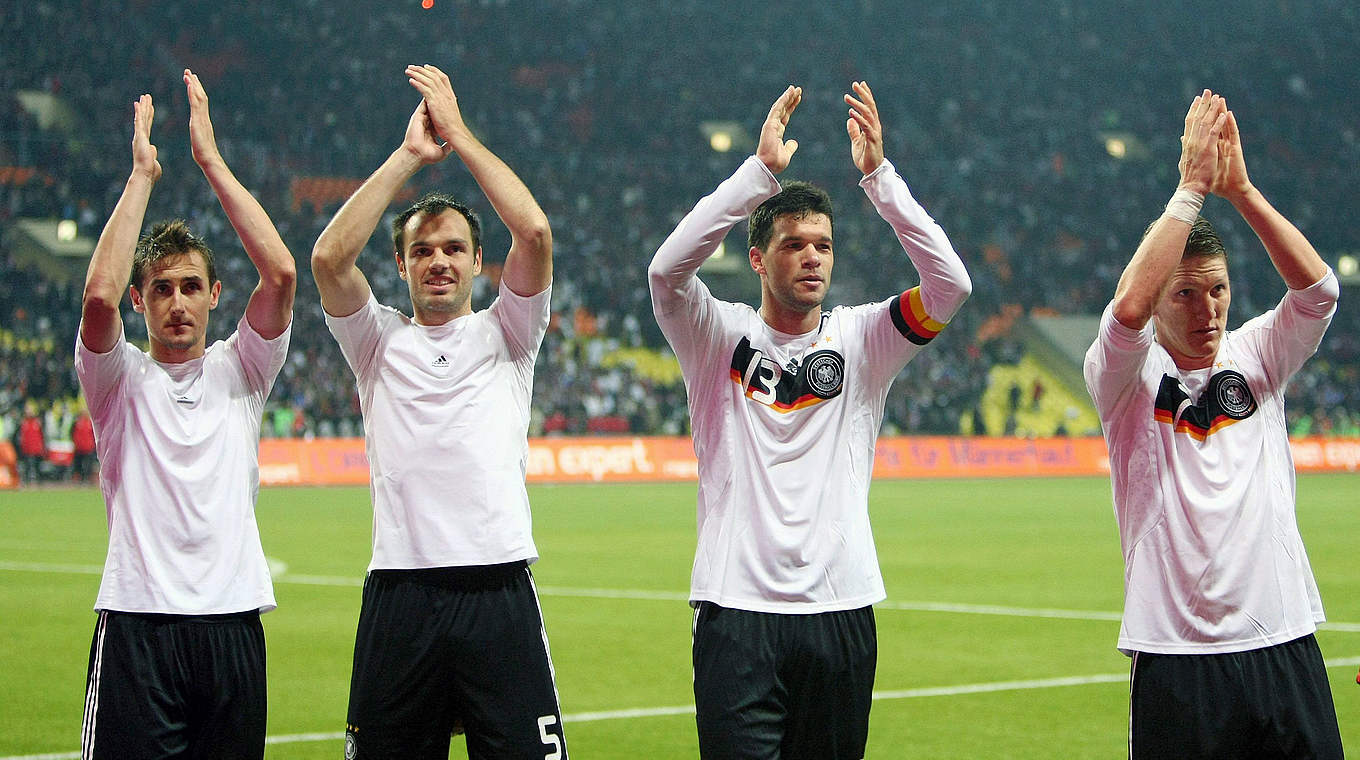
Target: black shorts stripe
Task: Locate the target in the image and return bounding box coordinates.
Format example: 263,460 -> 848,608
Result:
81,611 -> 109,760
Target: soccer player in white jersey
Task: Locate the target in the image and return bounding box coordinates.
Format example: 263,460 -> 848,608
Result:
75,71 -> 295,759
1084,90 -> 1342,758
311,65 -> 563,759
649,82 -> 972,758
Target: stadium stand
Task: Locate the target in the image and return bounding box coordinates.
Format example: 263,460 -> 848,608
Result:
2,1 -> 1356,475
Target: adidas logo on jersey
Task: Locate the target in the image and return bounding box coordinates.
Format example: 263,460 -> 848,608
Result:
432,355 -> 450,368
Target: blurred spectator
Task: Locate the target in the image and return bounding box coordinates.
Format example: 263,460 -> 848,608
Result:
0,1 -> 1355,440
17,400 -> 44,483
71,401 -> 97,483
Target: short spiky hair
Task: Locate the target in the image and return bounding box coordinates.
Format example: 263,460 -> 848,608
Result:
131,220 -> 216,289
1141,215 -> 1228,263
1183,216 -> 1227,261
391,193 -> 482,256
748,180 -> 834,252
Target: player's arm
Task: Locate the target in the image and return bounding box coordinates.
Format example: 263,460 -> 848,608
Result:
648,86 -> 799,305
407,64 -> 552,297
1111,90 -> 1227,331
81,94 -> 160,354
1212,107 -> 1329,290
184,70 -> 295,339
312,95 -> 450,318
851,81 -> 970,325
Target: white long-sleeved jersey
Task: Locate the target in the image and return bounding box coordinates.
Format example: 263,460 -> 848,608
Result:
1084,271 -> 1338,654
650,156 -> 971,613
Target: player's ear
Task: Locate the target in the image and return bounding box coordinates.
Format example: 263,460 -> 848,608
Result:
749,245 -> 765,275
208,280 -> 222,310
129,285 -> 145,313
473,246 -> 483,276
395,250 -> 407,281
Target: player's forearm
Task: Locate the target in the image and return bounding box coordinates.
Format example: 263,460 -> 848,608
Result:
650,156 -> 780,292
313,149 -> 422,274
1110,190 -> 1199,330
200,160 -> 296,292
454,137 -> 554,294
861,160 -> 971,322
84,171 -> 155,307
454,136 -> 551,246
1230,186 -> 1329,290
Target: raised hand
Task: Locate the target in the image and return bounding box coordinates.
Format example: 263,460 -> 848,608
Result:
401,100 -> 453,165
1211,108 -> 1253,202
184,69 -> 224,169
132,94 -> 161,183
406,64 -> 472,147
845,80 -> 884,175
1177,89 -> 1226,195
757,85 -> 802,174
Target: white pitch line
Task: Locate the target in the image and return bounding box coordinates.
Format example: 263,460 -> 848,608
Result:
877,600 -> 1122,622
7,561 -> 1360,632
4,657 -> 1358,760
0,561 -> 102,575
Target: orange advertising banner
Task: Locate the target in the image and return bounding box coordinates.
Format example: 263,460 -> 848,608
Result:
870,436 -> 1112,479
3,437 -> 1357,489
247,435 -> 1360,487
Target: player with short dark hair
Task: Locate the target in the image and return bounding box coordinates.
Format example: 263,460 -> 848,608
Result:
1084,90 -> 1343,759
649,82 -> 971,759
131,219 -> 218,292
75,70 -> 296,759
391,191 -> 482,255
746,180 -> 834,252
311,64 -> 564,759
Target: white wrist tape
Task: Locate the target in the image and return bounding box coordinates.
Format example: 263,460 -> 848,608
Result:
1164,188 -> 1205,226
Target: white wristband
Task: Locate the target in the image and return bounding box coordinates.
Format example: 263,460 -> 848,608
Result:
1164,188 -> 1205,226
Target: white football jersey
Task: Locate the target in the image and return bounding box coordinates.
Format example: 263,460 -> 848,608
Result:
1084,271 -> 1338,654
75,316 -> 290,614
325,279 -> 550,570
651,156 -> 971,613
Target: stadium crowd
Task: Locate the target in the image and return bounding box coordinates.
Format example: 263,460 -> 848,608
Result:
3,0 -> 1358,479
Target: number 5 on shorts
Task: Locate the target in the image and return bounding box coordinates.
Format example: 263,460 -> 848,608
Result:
537,714 -> 562,759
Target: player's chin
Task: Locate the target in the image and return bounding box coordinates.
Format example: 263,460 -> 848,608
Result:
159,332 -> 199,352
798,290 -> 826,309
1195,334 -> 1222,355
419,294 -> 466,314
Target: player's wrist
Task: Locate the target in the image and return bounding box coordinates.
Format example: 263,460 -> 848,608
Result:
193,152 -> 227,174
1223,181 -> 1259,208
128,166 -> 159,186
394,145 -> 429,171
1165,187 -> 1206,225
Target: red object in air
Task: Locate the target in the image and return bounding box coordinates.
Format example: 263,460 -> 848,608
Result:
421,0 -> 433,8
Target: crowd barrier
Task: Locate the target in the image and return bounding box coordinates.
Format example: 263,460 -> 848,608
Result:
4,437 -> 1359,490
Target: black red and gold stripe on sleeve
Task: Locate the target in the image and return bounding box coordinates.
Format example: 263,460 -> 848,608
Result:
889,287 -> 946,345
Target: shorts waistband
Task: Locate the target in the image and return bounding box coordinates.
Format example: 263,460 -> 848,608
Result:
367,560 -> 530,589
103,609 -> 262,624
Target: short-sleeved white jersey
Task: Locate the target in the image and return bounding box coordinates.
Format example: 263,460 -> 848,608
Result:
1084,271 -> 1338,654
325,279 -> 550,571
74,316 -> 290,614
650,156 -> 971,614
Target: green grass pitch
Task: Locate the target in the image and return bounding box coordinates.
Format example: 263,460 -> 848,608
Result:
2,474 -> 1357,758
